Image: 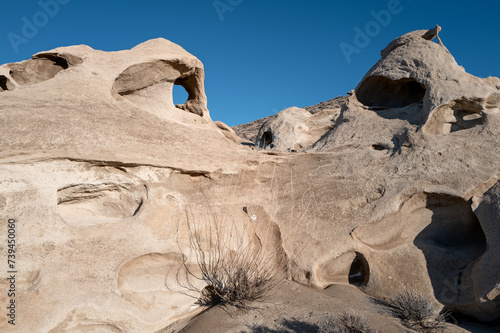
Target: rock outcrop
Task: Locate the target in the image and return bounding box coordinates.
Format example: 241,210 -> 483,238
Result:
1,27 -> 499,332
232,95 -> 347,145
255,106 -> 339,151
308,25 -> 500,321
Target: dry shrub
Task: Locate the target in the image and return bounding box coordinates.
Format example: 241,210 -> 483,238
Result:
165,166 -> 318,309
319,313 -> 379,333
386,289 -> 448,332
186,207 -> 288,308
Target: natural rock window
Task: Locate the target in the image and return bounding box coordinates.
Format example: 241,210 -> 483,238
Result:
356,76 -> 426,108
112,60 -> 207,117
173,83 -> 189,106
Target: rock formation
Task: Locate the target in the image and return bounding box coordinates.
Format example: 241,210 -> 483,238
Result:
255,106 -> 339,151
1,27 -> 499,332
232,95 -> 347,145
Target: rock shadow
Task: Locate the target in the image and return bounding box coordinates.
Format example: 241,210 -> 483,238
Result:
413,194 -> 486,308
246,318 -> 319,333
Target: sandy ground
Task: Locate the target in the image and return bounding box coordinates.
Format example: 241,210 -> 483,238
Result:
158,281 -> 497,332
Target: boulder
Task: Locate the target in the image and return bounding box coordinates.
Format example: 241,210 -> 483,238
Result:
255,106 -> 339,151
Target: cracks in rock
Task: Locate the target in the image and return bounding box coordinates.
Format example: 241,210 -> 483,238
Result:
132,199 -> 143,216
456,265 -> 467,300
57,182 -> 147,225
1,156 -> 213,179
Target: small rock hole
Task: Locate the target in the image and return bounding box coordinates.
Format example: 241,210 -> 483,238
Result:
372,144 -> 386,151
348,252 -> 370,287
261,131 -> 273,146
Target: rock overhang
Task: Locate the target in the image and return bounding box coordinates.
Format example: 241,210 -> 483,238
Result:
354,26 -> 500,137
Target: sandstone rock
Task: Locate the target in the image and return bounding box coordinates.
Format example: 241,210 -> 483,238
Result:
233,115 -> 273,143
214,120 -> 250,144
1,28 -> 499,333
381,25 -> 442,58
307,26 -> 500,321
232,96 -> 347,144
0,38 -> 256,333
469,181 -> 500,320
304,95 -> 348,114
255,107 -> 339,151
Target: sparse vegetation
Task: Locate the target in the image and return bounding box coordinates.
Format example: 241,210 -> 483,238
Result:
386,289 -> 448,332
167,201 -> 289,309
318,313 -> 379,333
166,173 -> 318,310
192,234 -> 286,308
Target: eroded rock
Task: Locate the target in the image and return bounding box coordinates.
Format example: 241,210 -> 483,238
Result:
1,28 -> 500,332
256,107 -> 339,151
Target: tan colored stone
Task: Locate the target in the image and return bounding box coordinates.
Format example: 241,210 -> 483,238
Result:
1,29 -> 499,333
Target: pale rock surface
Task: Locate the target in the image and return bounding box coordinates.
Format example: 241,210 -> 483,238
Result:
255,107 -> 339,151
0,27 -> 499,333
232,95 -> 347,144
308,26 -> 500,321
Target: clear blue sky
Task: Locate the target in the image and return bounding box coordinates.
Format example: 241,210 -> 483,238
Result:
1,0 -> 499,126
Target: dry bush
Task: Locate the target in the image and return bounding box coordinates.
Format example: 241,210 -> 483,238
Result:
165,178 -> 318,309
185,206 -> 288,308
318,313 -> 379,333
386,289 -> 448,332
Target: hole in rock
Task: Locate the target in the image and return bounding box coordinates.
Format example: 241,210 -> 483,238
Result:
261,131 -> 273,146
348,252 -> 370,287
0,75 -> 14,92
35,53 -> 69,69
357,76 -> 426,108
450,109 -> 483,133
173,83 -> 189,106
372,144 -> 386,151
8,54 -> 73,86
425,98 -> 484,134
415,194 -> 486,256
173,72 -> 205,116
414,193 -> 487,306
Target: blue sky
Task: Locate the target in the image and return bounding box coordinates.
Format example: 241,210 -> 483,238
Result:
1,0 -> 499,126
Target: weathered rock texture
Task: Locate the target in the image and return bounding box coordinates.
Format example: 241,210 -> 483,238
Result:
255,106 -> 339,151
232,95 -> 347,144
0,28 -> 499,332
